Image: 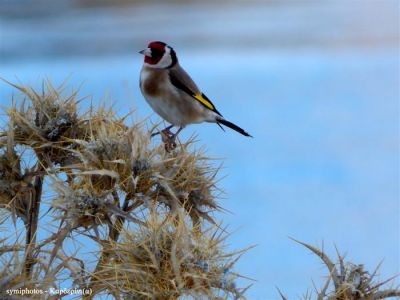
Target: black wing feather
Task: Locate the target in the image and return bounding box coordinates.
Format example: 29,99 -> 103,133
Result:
168,71 -> 223,117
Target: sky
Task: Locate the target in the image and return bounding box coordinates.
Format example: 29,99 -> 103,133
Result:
1,1 -> 399,299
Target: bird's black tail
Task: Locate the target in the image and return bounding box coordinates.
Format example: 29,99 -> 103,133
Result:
217,118 -> 252,137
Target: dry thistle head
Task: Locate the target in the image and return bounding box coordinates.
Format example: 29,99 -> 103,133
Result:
154,142 -> 220,226
0,140 -> 33,223
7,81 -> 82,166
89,210 -> 251,299
65,106 -> 152,195
52,183 -> 116,229
290,239 -> 400,300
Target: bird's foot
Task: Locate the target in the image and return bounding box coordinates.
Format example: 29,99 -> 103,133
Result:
152,125 -> 182,152
160,128 -> 174,143
161,129 -> 177,152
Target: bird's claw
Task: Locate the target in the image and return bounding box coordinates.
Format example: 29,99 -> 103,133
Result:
161,129 -> 174,142
161,131 -> 177,152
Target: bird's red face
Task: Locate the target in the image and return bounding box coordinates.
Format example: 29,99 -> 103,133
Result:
139,41 -> 177,68
143,41 -> 166,65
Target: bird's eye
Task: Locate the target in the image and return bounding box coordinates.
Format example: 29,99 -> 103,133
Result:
151,48 -> 163,58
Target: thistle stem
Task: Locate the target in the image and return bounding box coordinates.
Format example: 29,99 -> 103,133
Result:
24,165 -> 44,277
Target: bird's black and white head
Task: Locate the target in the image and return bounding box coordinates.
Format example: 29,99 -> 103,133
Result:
139,41 -> 177,69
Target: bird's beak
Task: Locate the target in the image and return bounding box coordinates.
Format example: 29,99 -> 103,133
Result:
139,48 -> 152,57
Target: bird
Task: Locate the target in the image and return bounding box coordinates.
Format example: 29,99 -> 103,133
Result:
139,41 -> 251,150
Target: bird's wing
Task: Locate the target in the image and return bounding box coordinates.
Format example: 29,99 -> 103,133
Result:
168,65 -> 223,117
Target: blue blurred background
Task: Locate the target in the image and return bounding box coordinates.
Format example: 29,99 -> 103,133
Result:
1,0 -> 399,298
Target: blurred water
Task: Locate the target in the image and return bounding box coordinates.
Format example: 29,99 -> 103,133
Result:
1,1 -> 399,299
1,0 -> 397,61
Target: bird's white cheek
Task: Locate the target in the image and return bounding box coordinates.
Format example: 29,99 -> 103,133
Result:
158,54 -> 172,68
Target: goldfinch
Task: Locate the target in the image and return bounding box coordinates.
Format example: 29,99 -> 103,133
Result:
139,41 -> 251,149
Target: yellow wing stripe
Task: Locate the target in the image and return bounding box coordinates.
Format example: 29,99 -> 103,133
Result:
194,94 -> 215,110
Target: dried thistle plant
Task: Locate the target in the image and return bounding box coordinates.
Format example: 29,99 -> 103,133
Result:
88,210 -> 253,299
0,80 -> 250,299
277,239 -> 400,300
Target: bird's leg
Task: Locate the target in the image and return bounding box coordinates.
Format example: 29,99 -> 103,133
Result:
151,124 -> 174,138
171,126 -> 184,142
160,125 -> 175,143
164,126 -> 184,152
